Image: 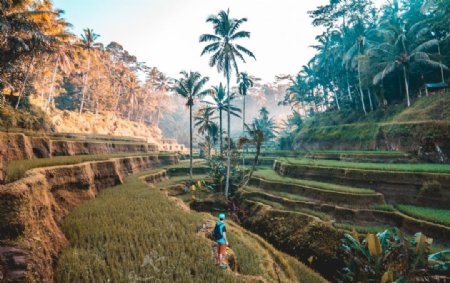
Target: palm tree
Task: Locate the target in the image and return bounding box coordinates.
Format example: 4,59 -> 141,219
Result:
45,45 -> 72,112
238,72 -> 253,168
78,28 -> 101,114
195,107 -> 218,157
239,110 -> 278,184
344,36 -> 371,114
371,25 -> 448,107
238,72 -> 254,136
203,83 -> 241,156
200,9 -> 255,198
174,71 -> 209,184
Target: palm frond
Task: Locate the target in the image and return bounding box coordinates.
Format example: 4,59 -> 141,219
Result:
412,39 -> 439,53
199,34 -> 220,43
230,31 -> 250,40
235,44 -> 256,60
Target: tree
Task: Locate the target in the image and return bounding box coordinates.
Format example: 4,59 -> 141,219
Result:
78,28 -> 101,114
239,108 -> 278,184
371,24 -> 448,107
238,72 -> 254,138
203,83 -> 241,156
173,71 -> 209,184
200,9 -> 255,198
195,107 -> 218,157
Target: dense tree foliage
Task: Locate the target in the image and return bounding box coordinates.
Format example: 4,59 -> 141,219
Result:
281,0 -> 449,118
0,0 -> 172,129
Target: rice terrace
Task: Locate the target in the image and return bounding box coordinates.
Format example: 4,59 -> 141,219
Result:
0,0 -> 449,282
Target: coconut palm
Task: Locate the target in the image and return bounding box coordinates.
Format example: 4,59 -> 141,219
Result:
371,25 -> 448,107
203,83 -> 241,156
78,28 -> 101,114
239,109 -> 278,184
45,45 -> 72,112
200,9 -> 255,197
173,71 -> 209,184
238,72 -> 254,136
195,107 -> 218,157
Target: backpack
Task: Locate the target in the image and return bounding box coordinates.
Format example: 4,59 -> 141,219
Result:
212,222 -> 224,241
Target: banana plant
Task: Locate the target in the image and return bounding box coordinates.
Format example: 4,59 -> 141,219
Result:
339,228 -> 449,282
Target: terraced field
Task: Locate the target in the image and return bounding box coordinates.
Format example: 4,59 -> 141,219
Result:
238,152 -> 450,247
55,167 -> 326,283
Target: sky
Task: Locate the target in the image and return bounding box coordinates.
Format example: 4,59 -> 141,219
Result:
53,0 -> 385,85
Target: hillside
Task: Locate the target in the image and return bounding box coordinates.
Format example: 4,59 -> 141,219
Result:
295,93 -> 450,163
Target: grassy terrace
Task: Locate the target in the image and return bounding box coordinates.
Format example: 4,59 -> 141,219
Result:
55,170 -> 326,282
55,173 -> 243,282
397,205 -> 450,227
253,169 -> 376,195
6,153 -> 173,182
279,158 -> 450,173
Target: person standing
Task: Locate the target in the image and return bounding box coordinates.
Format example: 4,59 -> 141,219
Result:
212,213 -> 228,269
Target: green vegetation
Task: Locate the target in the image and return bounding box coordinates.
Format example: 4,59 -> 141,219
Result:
253,169 -> 375,194
397,205 -> 450,227
281,158 -> 450,173
55,174 -> 245,282
334,223 -> 390,234
6,153 -> 170,182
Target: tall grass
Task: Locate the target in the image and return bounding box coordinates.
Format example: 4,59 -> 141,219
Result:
253,169 -> 376,194
55,175 -> 245,282
282,158 -> 450,173
397,205 -> 450,227
6,153 -> 171,182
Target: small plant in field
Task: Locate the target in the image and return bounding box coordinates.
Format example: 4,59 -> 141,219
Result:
338,228 -> 449,282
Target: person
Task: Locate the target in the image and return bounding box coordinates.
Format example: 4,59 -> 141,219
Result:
212,213 -> 228,269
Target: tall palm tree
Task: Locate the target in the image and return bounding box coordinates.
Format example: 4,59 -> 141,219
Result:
45,44 -> 72,112
195,107 -> 218,157
344,36 -> 371,114
78,28 -> 101,114
200,9 -> 255,197
174,71 -> 209,184
203,83 -> 241,156
238,72 -> 254,137
238,111 -> 278,184
238,72 -> 253,168
371,25 -> 448,107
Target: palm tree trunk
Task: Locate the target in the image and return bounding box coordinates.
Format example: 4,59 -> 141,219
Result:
225,75 -> 231,198
346,71 -> 352,101
114,85 -> 122,112
15,55 -> 35,110
219,109 -> 223,156
79,50 -> 91,114
45,61 -> 59,112
357,59 -> 367,115
438,43 -> 444,83
367,88 -> 373,111
189,104 -> 193,185
242,95 -> 246,168
403,65 -> 411,107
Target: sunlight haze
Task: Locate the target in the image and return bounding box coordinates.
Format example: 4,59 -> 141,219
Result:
55,0 -> 384,83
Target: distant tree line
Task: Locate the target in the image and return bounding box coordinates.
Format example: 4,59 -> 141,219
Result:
0,0 -> 172,126
280,0 -> 449,117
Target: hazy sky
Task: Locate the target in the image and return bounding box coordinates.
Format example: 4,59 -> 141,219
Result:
53,0 -> 385,84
